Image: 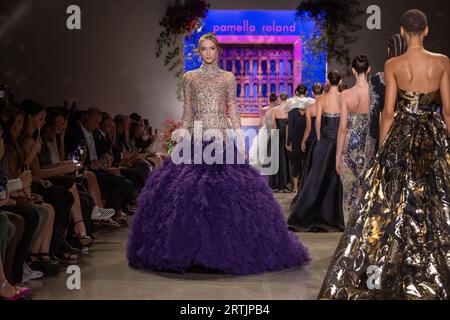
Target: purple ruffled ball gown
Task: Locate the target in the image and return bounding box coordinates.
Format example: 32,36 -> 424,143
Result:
127,63 -> 309,275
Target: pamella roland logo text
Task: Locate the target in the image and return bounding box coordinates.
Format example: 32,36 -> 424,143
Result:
213,20 -> 297,34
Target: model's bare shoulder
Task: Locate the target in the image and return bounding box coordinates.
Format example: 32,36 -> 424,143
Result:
315,94 -> 324,104
340,87 -> 352,99
305,103 -> 314,115
384,56 -> 399,70
435,53 -> 450,67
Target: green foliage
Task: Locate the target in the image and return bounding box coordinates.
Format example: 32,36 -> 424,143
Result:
155,0 -> 210,77
296,0 -> 364,67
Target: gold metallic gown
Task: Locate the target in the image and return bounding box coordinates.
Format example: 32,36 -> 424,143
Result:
318,89 -> 450,300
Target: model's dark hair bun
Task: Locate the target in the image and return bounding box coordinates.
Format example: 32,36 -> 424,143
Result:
327,70 -> 341,86
401,9 -> 427,33
352,54 -> 370,74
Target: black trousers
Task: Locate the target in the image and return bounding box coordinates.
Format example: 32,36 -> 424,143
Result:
0,205 -> 39,284
92,170 -> 133,211
120,160 -> 151,191
120,167 -> 144,191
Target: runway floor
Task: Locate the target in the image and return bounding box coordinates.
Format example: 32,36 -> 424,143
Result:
30,193 -> 341,300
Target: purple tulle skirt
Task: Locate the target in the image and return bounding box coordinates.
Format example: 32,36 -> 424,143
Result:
127,143 -> 310,275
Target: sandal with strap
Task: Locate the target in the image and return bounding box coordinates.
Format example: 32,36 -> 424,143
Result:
74,220 -> 94,246
28,253 -> 60,277
0,280 -> 31,300
113,212 -> 129,228
113,217 -> 128,228
54,245 -> 79,263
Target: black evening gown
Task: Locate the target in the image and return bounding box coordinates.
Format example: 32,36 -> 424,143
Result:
269,118 -> 291,191
288,113 -> 344,232
298,116 -> 317,184
287,109 -> 307,178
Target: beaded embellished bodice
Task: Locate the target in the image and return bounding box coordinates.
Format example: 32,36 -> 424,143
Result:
181,63 -> 241,134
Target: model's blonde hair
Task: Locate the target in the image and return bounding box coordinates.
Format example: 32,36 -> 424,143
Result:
197,33 -> 221,53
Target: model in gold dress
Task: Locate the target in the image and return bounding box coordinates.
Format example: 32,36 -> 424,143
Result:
318,9 -> 450,300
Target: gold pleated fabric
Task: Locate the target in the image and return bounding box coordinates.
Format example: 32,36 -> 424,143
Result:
318,89 -> 450,300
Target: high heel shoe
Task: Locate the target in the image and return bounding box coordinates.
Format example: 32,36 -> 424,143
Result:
7,286 -> 31,300
74,220 -> 93,246
113,212 -> 129,228
54,243 -> 79,265
28,253 -> 60,277
0,280 -> 31,300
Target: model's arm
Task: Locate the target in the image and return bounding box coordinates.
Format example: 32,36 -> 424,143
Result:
259,108 -> 265,128
315,98 -> 322,141
226,73 -> 245,154
379,60 -> 397,145
336,92 -> 349,176
440,56 -> 450,135
181,73 -> 194,132
301,107 -> 312,152
271,108 -> 277,130
286,111 -> 293,151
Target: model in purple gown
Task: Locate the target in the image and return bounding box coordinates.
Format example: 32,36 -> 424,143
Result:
127,34 -> 309,275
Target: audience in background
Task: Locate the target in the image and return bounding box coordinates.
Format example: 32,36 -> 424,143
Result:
0,85 -> 157,299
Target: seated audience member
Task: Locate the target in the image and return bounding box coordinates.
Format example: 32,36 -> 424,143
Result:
1,109 -> 59,282
0,212 -> 30,299
40,110 -> 115,221
1,211 -> 26,284
65,107 -> 133,227
4,104 -> 78,264
20,101 -> 95,251
96,113 -> 150,194
129,120 -> 152,154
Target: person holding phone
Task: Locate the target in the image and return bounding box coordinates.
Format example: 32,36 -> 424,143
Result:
39,111 -> 115,223
65,108 -> 134,227
17,101 -> 87,260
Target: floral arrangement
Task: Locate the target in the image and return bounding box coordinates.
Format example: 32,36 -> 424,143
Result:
296,0 -> 364,67
155,0 -> 210,78
162,118 -> 183,155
